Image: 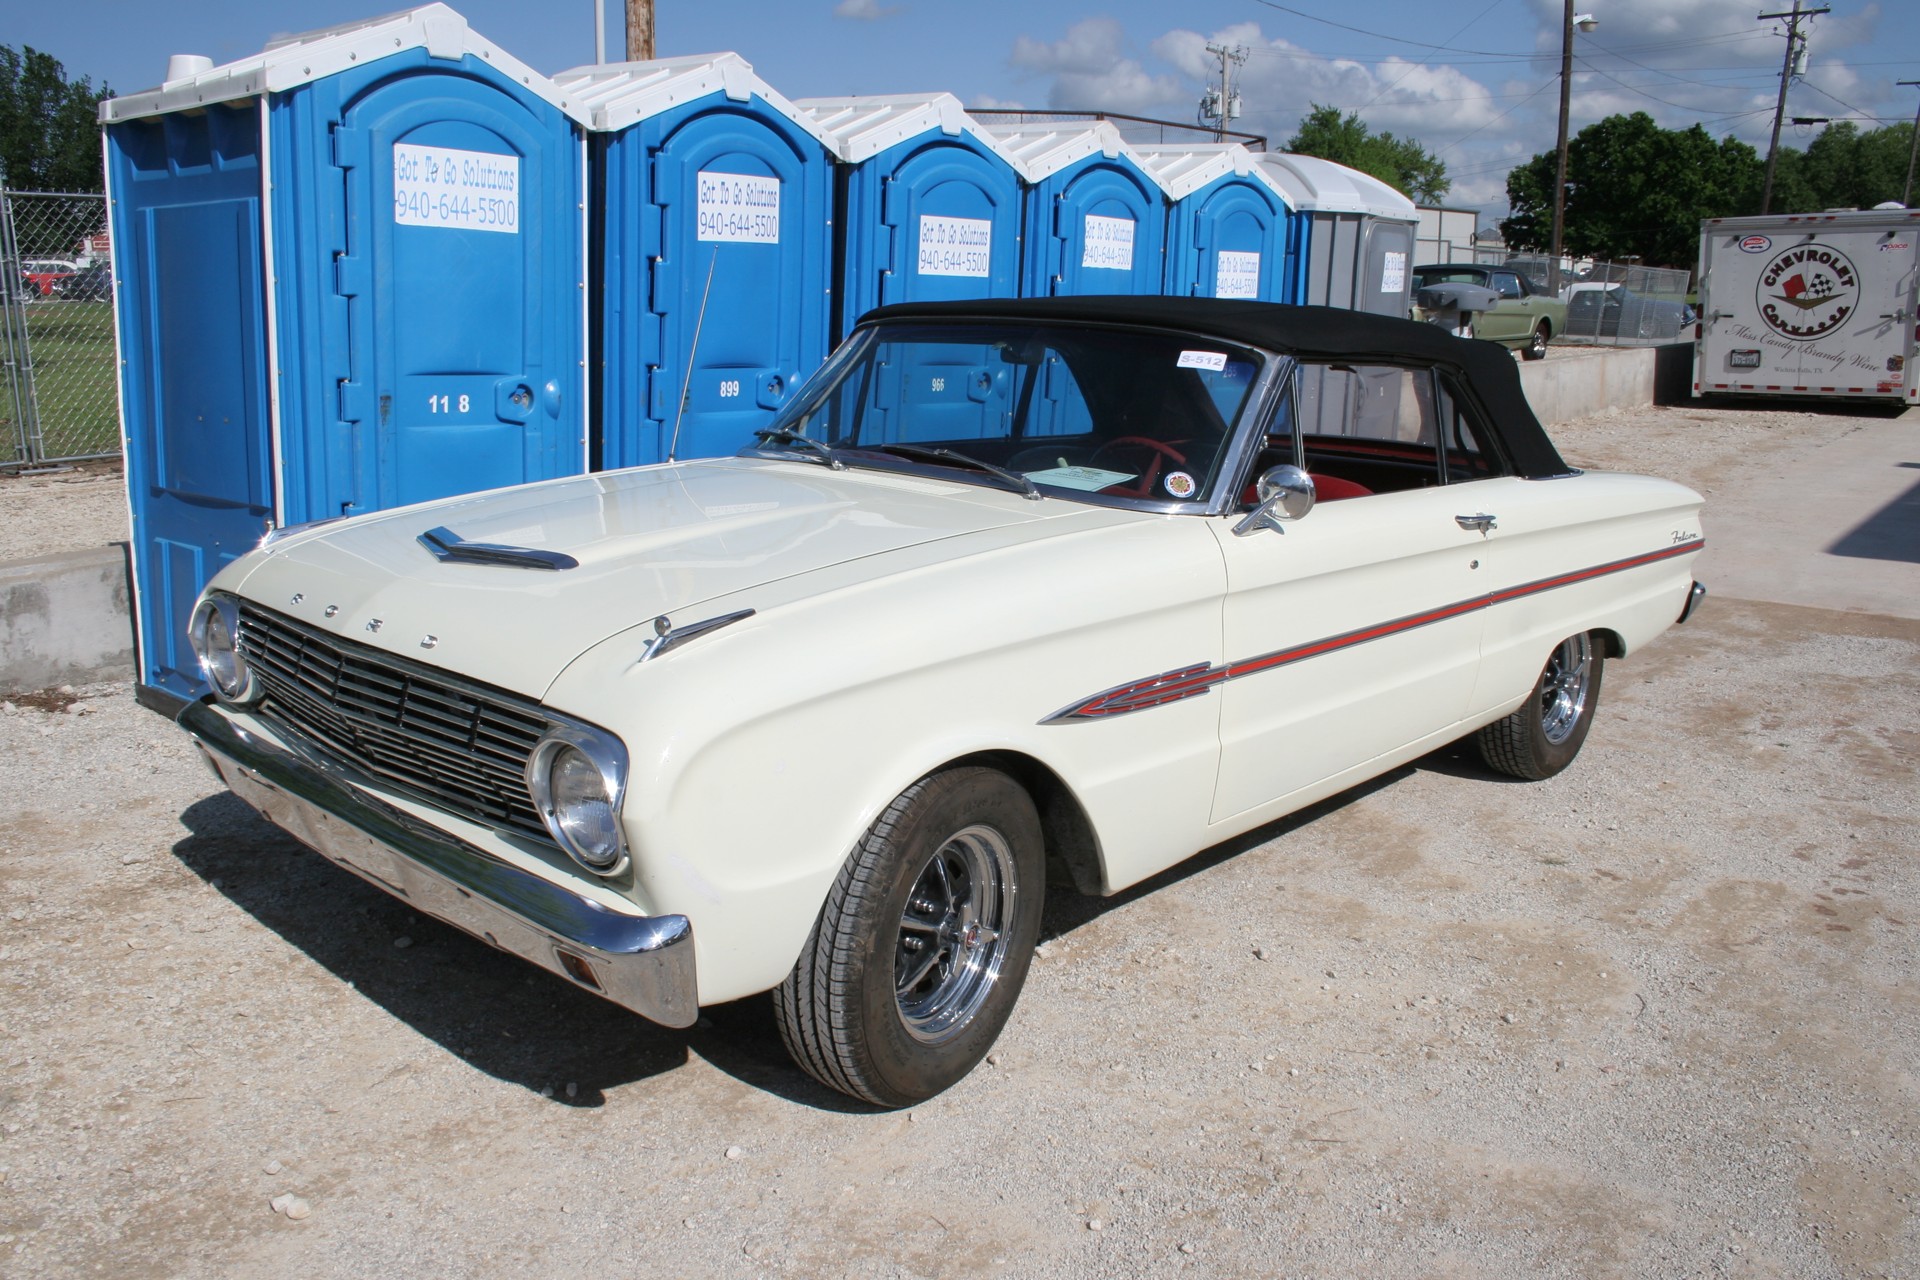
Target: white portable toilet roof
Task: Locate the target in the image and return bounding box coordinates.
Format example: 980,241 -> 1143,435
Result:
552,53 -> 838,152
793,94 -> 1030,177
1131,142 -> 1293,206
976,119 -> 1166,191
100,3 -> 590,126
1252,152 -> 1416,222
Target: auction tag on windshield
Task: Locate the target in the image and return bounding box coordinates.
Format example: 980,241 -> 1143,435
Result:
1177,350 -> 1228,371
1027,464 -> 1135,492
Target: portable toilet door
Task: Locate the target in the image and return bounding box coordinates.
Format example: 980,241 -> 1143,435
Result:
100,4 -> 591,707
795,94 -> 1028,340
794,95 -> 1029,443
1135,143 -> 1293,302
556,55 -> 836,469
1253,152 -> 1417,316
982,121 -> 1167,298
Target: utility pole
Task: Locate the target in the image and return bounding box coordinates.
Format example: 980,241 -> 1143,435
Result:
1759,1 -> 1829,214
626,0 -> 655,61
1549,4 -> 1597,295
1901,80 -> 1920,207
1198,43 -> 1246,142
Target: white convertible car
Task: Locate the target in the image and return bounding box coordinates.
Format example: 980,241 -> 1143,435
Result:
181,298 -> 1706,1106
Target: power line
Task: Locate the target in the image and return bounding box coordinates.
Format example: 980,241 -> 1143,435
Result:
1759,1 -> 1830,212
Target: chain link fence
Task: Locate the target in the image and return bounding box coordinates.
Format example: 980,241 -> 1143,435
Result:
1476,249 -> 1696,347
1,191 -> 121,467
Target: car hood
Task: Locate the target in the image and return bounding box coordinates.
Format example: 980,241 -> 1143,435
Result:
226,457 -> 1077,696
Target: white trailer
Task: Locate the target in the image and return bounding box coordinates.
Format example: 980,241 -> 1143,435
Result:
1694,208 -> 1920,404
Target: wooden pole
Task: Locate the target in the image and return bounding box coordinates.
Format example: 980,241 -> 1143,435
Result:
626,0 -> 655,61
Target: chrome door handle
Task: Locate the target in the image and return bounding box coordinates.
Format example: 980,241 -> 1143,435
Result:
1455,513 -> 1497,533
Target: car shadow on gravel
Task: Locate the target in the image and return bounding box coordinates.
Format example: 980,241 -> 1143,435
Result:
171,792 -> 716,1107
1034,766 -> 1415,941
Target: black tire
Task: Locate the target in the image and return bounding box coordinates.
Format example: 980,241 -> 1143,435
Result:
1523,321 -> 1550,361
1475,633 -> 1605,780
774,767 -> 1045,1107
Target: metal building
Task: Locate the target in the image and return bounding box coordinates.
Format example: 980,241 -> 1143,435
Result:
101,4 -> 592,705
555,54 -> 838,469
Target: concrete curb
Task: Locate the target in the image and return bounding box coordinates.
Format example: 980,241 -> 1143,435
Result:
1,544 -> 137,693
1517,340 -> 1692,423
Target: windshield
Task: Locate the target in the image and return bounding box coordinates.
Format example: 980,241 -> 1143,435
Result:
749,321 -> 1265,506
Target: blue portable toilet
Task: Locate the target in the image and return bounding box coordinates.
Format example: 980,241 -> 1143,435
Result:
1135,143 -> 1296,303
555,55 -> 837,469
980,121 -> 1167,298
1252,152 -> 1418,316
99,4 -> 592,707
794,94 -> 1029,341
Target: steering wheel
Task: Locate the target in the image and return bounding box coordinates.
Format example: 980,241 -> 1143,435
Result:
1092,436 -> 1188,498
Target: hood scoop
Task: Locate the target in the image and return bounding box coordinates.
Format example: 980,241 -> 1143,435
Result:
417,526 -> 580,572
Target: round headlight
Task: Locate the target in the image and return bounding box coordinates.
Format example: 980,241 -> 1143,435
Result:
528,728 -> 630,875
188,595 -> 255,702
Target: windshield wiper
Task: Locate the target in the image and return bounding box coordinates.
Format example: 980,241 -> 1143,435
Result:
859,443 -> 1042,501
751,427 -> 845,470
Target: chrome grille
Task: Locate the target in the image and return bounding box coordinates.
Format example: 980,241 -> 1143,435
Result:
236,604 -> 551,839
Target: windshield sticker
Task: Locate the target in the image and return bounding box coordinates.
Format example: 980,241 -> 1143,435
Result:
1082,215 -> 1136,271
918,215 -> 992,277
1028,464 -> 1135,492
1177,350 -> 1229,371
1163,471 -> 1197,498
1215,251 -> 1260,299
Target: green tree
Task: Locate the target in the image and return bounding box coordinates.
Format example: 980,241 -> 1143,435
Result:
1286,104 -> 1451,203
1501,112 -> 1760,267
0,45 -> 109,192
1774,121 -> 1915,211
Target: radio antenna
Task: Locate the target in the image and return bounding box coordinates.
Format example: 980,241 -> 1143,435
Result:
667,246 -> 719,463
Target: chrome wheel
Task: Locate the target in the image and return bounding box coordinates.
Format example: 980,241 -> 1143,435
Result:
895,824 -> 1017,1045
1539,633 -> 1593,745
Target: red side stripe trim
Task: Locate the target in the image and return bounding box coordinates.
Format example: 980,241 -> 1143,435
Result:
1044,539 -> 1704,723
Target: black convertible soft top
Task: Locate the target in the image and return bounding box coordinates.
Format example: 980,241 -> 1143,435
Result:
863,296 -> 1571,480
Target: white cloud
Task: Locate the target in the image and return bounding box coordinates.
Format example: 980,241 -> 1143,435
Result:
998,4 -> 1900,219
1009,18 -> 1188,114
833,0 -> 900,21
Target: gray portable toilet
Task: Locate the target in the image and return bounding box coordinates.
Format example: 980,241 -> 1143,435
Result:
554,55 -> 839,470
1134,143 -> 1295,302
100,3 -> 592,708
795,94 -> 1030,341
1253,153 -> 1417,316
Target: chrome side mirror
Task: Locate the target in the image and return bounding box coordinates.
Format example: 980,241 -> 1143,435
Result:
1232,464 -> 1317,537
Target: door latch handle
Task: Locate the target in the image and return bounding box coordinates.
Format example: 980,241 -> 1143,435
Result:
1455,513 -> 1497,533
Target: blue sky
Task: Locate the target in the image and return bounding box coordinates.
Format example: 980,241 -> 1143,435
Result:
11,1 -> 1917,217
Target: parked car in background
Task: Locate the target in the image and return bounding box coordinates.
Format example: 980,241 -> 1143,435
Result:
54,263 -> 114,301
1409,263 -> 1566,359
17,258 -> 79,297
179,297 -> 1706,1107
1565,283 -> 1695,340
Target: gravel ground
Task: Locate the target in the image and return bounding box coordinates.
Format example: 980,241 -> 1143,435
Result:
0,459 -> 128,561
1,404 -> 1914,1277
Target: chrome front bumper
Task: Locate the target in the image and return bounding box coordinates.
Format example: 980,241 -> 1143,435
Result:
178,698 -> 698,1028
